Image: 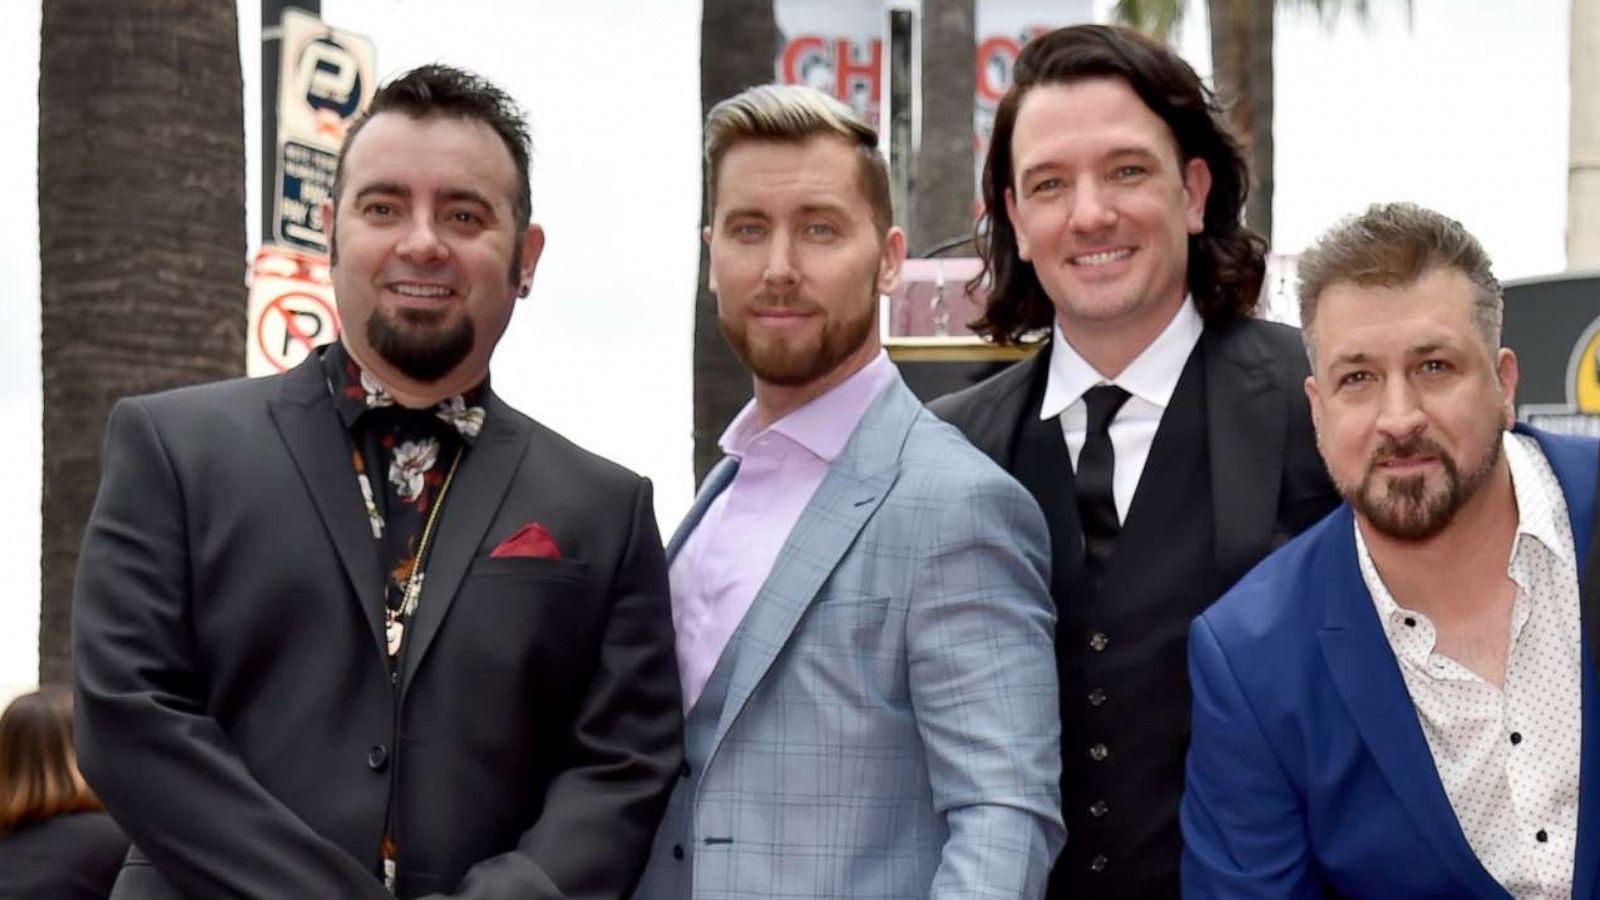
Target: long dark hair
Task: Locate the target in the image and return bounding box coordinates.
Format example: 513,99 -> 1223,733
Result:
0,689 -> 101,833
972,25 -> 1267,344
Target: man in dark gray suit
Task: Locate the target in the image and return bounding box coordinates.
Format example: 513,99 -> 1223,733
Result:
930,25 -> 1338,899
72,65 -> 682,900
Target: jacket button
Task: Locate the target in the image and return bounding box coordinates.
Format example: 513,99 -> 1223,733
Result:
1087,688 -> 1107,707
1088,632 -> 1109,652
367,744 -> 389,772
672,844 -> 685,860
1088,743 -> 1109,762
1089,800 -> 1109,818
680,761 -> 691,778
1090,854 -> 1109,872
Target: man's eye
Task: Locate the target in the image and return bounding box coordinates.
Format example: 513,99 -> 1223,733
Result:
1337,371 -> 1374,388
1028,177 -> 1062,196
1419,359 -> 1454,376
363,202 -> 397,217
804,222 -> 838,237
1111,165 -> 1147,181
731,223 -> 766,238
447,210 -> 484,226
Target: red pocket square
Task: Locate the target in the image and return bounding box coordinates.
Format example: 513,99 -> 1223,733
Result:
491,523 -> 561,560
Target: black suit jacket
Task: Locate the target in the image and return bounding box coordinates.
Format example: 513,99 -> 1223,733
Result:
72,353 -> 683,900
0,811 -> 128,900
929,316 -> 1338,897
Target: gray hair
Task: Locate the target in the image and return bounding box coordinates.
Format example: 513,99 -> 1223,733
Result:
1297,202 -> 1502,364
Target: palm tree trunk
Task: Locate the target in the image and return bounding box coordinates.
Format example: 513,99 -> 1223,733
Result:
38,0 -> 246,685
912,0 -> 977,255
1208,0 -> 1275,244
695,0 -> 776,482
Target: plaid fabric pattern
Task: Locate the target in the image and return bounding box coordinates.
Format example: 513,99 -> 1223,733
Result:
636,378 -> 1063,900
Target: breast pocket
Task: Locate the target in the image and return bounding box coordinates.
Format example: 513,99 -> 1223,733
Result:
450,556 -> 600,702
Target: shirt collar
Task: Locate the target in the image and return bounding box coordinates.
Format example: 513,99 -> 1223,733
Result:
1039,296 -> 1203,420
719,350 -> 897,463
321,342 -> 489,445
1503,431 -> 1571,568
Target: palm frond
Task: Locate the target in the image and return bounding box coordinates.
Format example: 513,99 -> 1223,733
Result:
1111,0 -> 1186,43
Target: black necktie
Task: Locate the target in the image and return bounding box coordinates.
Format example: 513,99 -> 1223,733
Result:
1076,385 -> 1131,590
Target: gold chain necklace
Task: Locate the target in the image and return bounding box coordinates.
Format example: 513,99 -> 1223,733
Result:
386,445 -> 464,655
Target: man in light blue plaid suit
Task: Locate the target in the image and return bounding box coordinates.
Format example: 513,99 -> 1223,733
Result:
631,84 -> 1064,900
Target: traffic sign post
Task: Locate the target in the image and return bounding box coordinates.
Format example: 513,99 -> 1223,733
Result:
246,247 -> 340,376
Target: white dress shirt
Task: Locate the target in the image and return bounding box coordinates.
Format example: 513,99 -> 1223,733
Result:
1039,298 -> 1204,522
1355,433 -> 1582,899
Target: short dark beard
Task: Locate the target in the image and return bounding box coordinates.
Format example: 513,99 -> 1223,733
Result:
366,308 -> 475,383
1345,429 -> 1502,541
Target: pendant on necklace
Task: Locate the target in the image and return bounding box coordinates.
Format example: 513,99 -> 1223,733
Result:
386,618 -> 404,657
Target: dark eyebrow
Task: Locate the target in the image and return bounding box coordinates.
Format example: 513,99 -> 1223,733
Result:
353,182 -> 409,203
1017,147 -> 1162,186
439,189 -> 495,209
1329,351 -> 1369,368
1409,341 -> 1448,356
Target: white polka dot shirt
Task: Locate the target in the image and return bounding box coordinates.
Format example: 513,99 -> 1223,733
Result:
1355,433 -> 1582,900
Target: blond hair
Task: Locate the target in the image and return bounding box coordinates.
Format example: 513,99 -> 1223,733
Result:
703,84 -> 894,233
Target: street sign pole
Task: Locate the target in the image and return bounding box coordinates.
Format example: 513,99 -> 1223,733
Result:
262,0 -> 321,245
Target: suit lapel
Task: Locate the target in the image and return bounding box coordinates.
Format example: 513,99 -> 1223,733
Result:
1314,507 -> 1507,898
943,343 -> 1045,467
708,380 -> 916,756
269,356 -> 389,661
666,455 -> 740,564
1203,322 -> 1290,583
1529,426 -> 1600,900
399,389 -> 531,691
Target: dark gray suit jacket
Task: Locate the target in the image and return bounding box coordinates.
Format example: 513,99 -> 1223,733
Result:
72,352 -> 683,900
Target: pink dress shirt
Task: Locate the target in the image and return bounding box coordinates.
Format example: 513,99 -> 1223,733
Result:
669,351 -> 896,709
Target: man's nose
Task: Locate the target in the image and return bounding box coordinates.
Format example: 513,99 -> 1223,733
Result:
762,234 -> 799,291
396,216 -> 449,264
1067,180 -> 1118,234
1375,377 -> 1427,441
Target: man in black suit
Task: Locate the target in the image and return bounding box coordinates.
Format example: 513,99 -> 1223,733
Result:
930,25 -> 1338,898
72,65 -> 682,900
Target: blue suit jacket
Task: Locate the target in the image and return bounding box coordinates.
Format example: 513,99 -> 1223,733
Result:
1181,426 -> 1600,899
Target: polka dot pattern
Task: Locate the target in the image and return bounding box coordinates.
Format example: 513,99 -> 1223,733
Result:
1355,433 -> 1581,899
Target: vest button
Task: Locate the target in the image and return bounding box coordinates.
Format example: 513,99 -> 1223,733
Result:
1089,800 -> 1109,818
1088,743 -> 1109,762
1090,854 -> 1109,872
1088,632 -> 1109,652
1087,688 -> 1107,707
672,844 -> 685,860
680,761 -> 691,778
367,744 -> 389,772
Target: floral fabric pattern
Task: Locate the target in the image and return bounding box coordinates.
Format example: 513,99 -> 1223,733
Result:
321,344 -> 486,664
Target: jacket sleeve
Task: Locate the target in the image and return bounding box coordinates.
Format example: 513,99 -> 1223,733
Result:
1181,615 -> 1320,899
910,473 -> 1065,900
73,397 -> 390,899
431,477 -> 683,900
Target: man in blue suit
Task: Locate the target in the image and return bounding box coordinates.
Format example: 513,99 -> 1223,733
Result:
1181,202 -> 1600,899
631,84 -> 1064,900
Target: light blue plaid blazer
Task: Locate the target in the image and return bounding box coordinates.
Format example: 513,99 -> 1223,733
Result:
634,375 -> 1064,900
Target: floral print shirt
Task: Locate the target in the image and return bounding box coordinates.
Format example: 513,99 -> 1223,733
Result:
320,343 -> 487,665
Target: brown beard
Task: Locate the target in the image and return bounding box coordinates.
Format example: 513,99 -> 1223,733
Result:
1343,428 -> 1503,541
719,284 -> 878,388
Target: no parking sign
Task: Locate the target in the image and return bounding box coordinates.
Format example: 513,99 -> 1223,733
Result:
246,247 -> 341,376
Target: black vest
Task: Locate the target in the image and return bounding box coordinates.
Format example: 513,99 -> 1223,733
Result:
1014,346 -> 1224,899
